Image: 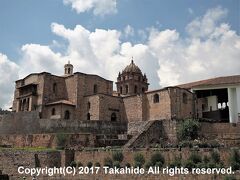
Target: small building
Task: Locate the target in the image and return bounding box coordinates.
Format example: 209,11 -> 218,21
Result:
178,76 -> 240,123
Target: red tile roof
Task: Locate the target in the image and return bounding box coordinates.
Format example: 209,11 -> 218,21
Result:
177,75 -> 240,89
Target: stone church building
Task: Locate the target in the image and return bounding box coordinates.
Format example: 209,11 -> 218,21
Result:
12,60 -> 196,123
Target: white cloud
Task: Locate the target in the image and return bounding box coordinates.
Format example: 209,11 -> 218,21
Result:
124,25 -> 134,38
186,6 -> 228,38
0,53 -> 19,109
1,6 -> 240,109
63,0 -> 117,16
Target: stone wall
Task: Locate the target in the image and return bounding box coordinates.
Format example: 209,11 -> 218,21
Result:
0,149 -> 61,179
0,111 -> 127,135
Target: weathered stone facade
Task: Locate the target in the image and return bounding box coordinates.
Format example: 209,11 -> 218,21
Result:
11,60 -> 196,123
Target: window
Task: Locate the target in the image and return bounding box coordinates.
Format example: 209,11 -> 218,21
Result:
153,94 -> 159,103
87,113 -> 90,120
53,83 -> 57,93
93,84 -> 98,94
125,85 -> 128,94
68,68 -> 71,74
88,102 -> 91,109
134,85 -> 138,94
120,86 -> 122,94
64,110 -> 70,119
111,113 -> 117,122
51,108 -> 56,115
142,87 -> 145,93
183,93 -> 187,104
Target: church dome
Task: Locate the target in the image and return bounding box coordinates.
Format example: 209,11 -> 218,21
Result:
122,60 -> 142,74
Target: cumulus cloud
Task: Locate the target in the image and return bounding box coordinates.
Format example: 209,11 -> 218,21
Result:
63,0 -> 117,16
1,6 -> 240,109
0,53 -> 19,109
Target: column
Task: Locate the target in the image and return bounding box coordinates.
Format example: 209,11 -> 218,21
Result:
236,86 -> 240,123
228,88 -> 238,123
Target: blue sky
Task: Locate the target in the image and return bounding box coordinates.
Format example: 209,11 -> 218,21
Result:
0,0 -> 239,60
0,0 -> 239,109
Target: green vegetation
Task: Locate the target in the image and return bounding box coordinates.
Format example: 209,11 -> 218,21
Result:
70,161 -> 77,167
0,146 -> 57,152
113,161 -> 121,168
229,148 -> 240,171
104,157 -> 113,167
87,161 -> 93,168
177,119 -> 200,141
150,152 -> 165,167
134,153 -> 145,168
56,133 -> 68,149
169,155 -> 182,168
112,151 -> 124,162
95,162 -> 101,167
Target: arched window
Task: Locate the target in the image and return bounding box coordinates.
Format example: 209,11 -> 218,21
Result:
87,113 -> 90,120
120,86 -> 122,94
111,113 -> 117,122
88,102 -> 91,109
125,85 -> 128,94
68,68 -> 71,74
53,83 -> 57,93
134,85 -> 138,94
93,84 -> 98,94
153,94 -> 159,103
64,110 -> 70,119
51,108 -> 56,115
183,93 -> 187,104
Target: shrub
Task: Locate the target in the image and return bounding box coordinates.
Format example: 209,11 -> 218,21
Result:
150,152 -> 165,167
189,152 -> 202,164
70,161 -> 77,167
184,160 -> 196,170
113,161 -> 121,168
229,148 -> 240,171
77,162 -> 83,167
224,175 -> 237,180
203,155 -> 210,164
56,133 -> 67,148
87,162 -> 93,168
145,161 -> 152,169
95,162 -> 101,167
211,150 -> 220,164
177,119 -> 200,140
104,157 -> 113,167
125,162 -> 131,168
134,153 -> 145,168
169,156 -> 182,168
112,151 -> 124,162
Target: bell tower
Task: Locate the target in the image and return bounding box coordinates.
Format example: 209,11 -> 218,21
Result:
116,58 -> 149,96
64,61 -> 73,76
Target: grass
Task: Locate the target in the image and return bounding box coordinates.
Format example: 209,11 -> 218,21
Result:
0,146 -> 58,152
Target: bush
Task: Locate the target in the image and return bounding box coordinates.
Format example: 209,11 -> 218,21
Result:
113,161 -> 121,168
224,175 -> 237,180
184,160 -> 196,170
169,156 -> 182,168
112,151 -> 124,162
229,148 -> 240,171
87,162 -> 93,168
56,133 -> 67,149
150,152 -> 165,167
134,153 -> 145,168
77,162 -> 83,167
203,155 -> 210,164
189,152 -> 202,164
104,157 -> 113,167
145,161 -> 152,169
211,150 -> 220,164
177,119 -> 200,140
95,162 -> 101,167
70,161 -> 77,167
125,162 -> 131,168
